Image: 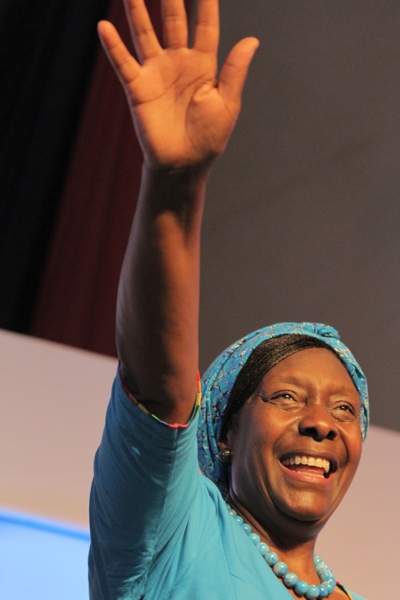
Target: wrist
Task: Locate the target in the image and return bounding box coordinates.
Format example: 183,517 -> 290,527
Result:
141,159 -> 214,182
140,161 -> 211,207
136,161 -> 209,225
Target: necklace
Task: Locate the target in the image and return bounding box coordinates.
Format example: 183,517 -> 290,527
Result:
226,504 -> 336,599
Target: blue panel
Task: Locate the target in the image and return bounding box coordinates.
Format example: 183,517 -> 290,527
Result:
0,510 -> 90,600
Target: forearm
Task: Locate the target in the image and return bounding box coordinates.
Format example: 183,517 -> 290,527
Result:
116,164 -> 209,423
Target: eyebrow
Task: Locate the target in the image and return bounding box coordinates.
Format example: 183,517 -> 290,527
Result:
262,374 -> 361,402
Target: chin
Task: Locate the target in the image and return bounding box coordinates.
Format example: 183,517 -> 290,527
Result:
277,497 -> 335,528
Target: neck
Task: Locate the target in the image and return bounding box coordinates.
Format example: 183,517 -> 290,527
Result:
227,494 -> 323,583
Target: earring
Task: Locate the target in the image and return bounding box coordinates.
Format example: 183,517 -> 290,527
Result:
217,448 -> 232,463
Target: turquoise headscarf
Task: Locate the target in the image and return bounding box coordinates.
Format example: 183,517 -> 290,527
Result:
197,322 -> 369,497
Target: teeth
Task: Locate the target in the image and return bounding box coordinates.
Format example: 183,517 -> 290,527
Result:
282,455 -> 330,474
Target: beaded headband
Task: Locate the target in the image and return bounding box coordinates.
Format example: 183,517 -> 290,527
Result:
197,322 -> 369,497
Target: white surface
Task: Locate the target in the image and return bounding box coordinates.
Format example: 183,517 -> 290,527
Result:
1,329 -> 398,599
0,329 -> 116,526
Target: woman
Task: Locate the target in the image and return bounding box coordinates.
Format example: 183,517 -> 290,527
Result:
89,1 -> 368,598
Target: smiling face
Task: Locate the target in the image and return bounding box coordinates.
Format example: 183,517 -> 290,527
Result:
224,347 -> 362,540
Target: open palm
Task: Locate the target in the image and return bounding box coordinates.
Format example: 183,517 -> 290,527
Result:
98,0 -> 258,169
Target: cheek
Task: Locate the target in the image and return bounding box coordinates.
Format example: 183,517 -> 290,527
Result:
229,402 -> 295,464
342,431 -> 362,482
231,421 -> 278,483
350,440 -> 362,472
229,414 -> 268,467
348,426 -> 363,459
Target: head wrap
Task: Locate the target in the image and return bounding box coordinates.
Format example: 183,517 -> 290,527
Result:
197,322 -> 369,496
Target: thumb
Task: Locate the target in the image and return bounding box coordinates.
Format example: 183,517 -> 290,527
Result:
218,37 -> 260,111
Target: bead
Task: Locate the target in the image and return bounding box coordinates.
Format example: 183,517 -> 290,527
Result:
318,584 -> 329,598
325,578 -> 336,593
233,515 -> 244,526
318,567 -> 332,580
283,572 -> 298,588
294,581 -> 309,595
257,542 -> 269,555
265,551 -> 278,566
242,523 -> 252,535
273,561 -> 288,577
305,585 -> 320,599
248,532 -> 260,545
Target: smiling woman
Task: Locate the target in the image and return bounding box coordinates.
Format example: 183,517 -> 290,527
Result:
89,1 -> 368,599
199,325 -> 367,502
195,325 -> 366,598
220,346 -> 362,531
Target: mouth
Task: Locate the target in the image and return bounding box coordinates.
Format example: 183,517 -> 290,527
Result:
280,454 -> 338,478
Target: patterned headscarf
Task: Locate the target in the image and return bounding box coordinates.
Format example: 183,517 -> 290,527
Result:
197,322 -> 369,497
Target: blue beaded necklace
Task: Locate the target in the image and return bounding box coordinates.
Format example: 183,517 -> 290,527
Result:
226,504 -> 336,599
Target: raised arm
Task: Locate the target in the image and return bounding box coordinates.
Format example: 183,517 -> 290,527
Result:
98,0 -> 258,423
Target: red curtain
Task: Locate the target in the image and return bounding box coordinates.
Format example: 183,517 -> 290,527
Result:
31,1 -> 159,356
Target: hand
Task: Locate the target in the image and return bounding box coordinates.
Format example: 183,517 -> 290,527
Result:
98,0 -> 259,171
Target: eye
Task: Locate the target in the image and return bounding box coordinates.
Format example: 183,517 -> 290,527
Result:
339,404 -> 354,413
274,392 -> 295,400
259,391 -> 295,402
333,402 -> 357,421
260,391 -> 303,411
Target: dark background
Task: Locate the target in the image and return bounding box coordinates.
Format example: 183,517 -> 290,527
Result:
1,0 -> 399,432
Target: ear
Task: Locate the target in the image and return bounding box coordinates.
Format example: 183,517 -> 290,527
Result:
217,439 -> 229,451
219,409 -> 242,448
217,429 -> 233,451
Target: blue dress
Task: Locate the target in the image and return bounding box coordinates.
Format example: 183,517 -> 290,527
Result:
89,376 -> 366,600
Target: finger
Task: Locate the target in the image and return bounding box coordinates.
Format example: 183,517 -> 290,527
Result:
98,21 -> 141,88
218,37 -> 259,109
193,0 -> 219,54
123,0 -> 162,61
162,0 -> 188,48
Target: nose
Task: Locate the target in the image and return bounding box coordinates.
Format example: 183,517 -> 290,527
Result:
298,404 -> 338,442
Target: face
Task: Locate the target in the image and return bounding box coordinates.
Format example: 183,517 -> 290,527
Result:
224,348 -> 362,538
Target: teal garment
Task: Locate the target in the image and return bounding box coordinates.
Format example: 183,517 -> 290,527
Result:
89,375 -> 366,600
